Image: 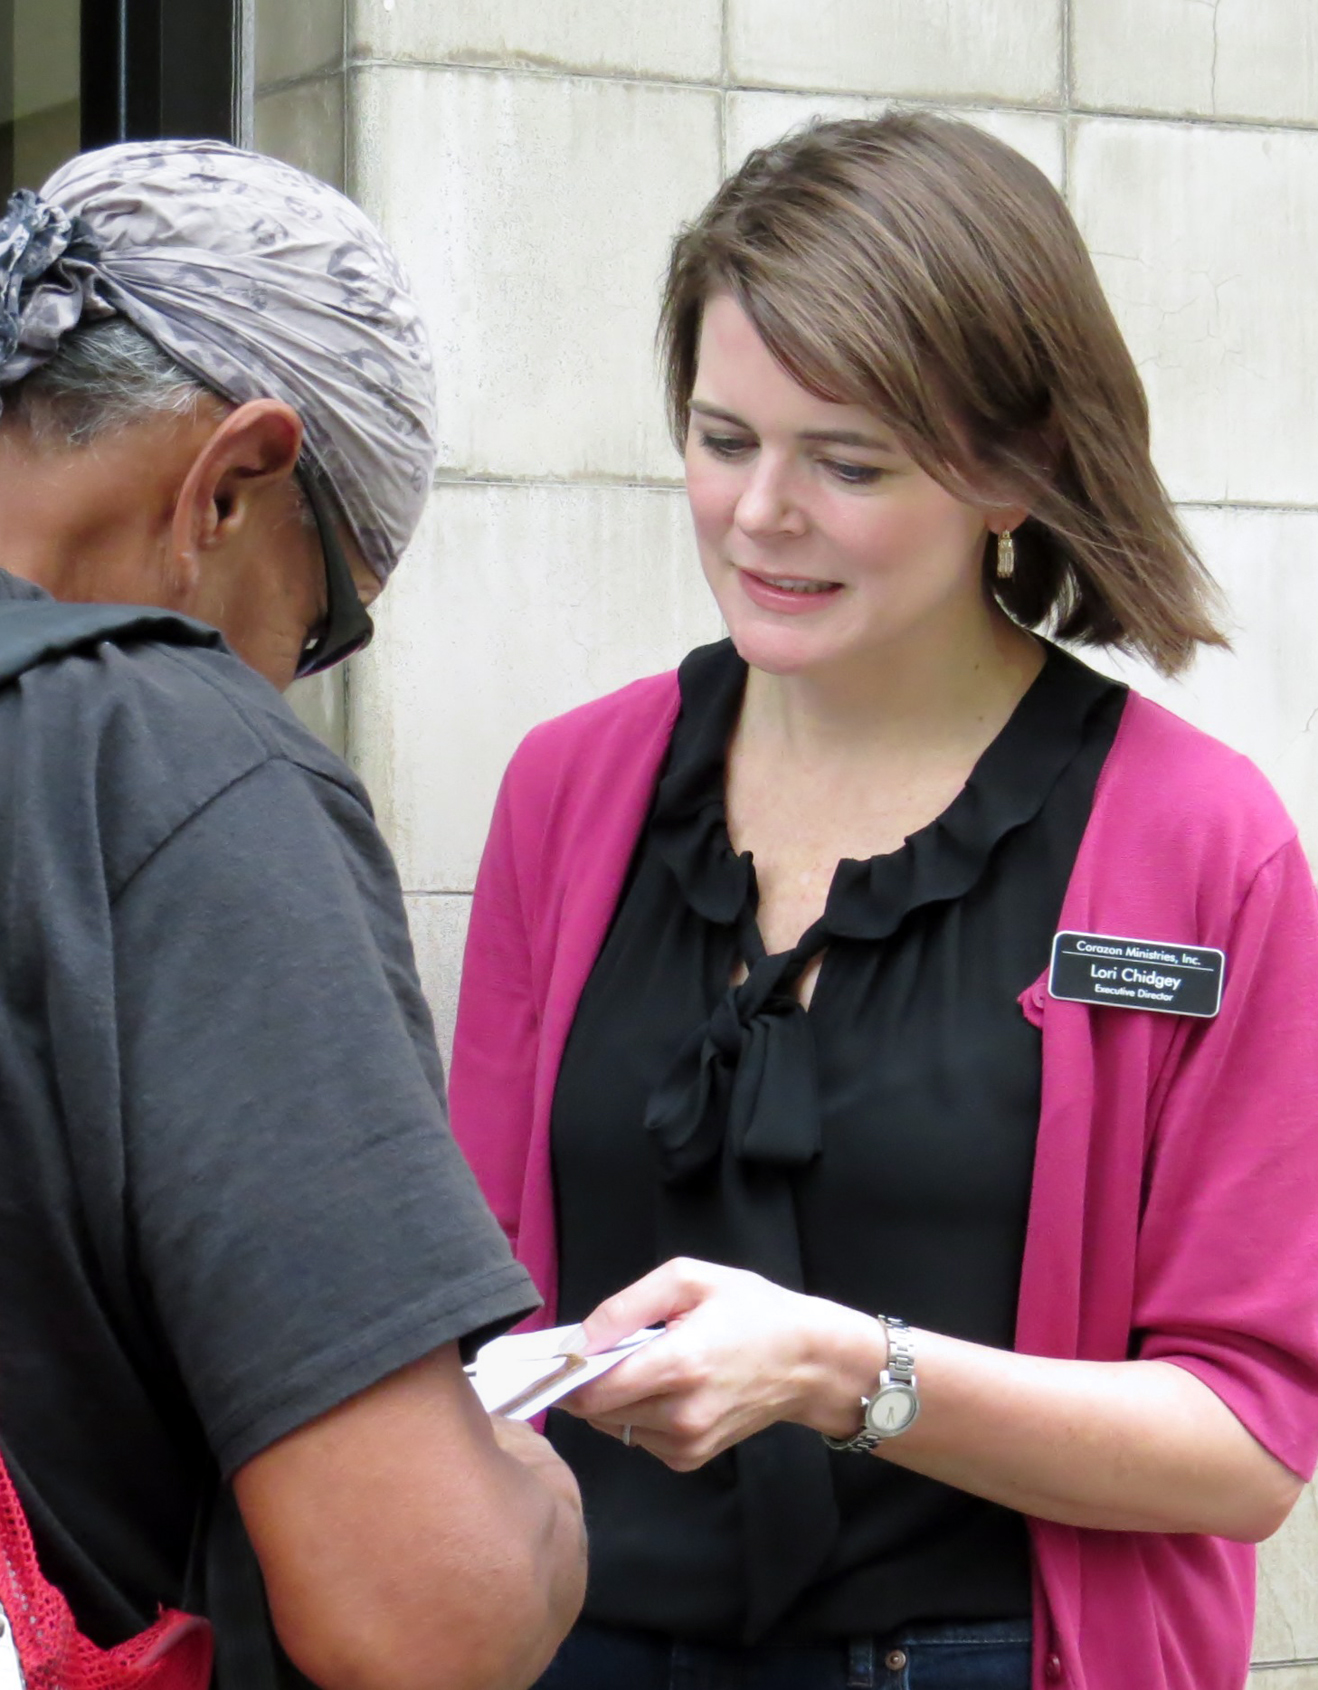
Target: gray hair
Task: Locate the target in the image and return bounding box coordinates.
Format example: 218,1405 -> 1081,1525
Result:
5,317 -> 212,447
8,319 -> 316,537
2,141 -> 437,581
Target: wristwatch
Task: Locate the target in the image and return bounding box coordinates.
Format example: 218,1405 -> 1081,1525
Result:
823,1316 -> 920,1452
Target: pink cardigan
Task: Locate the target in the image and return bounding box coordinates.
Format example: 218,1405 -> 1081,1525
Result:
450,668 -> 1318,1690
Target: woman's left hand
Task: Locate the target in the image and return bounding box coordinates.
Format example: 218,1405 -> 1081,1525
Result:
560,1257 -> 884,1471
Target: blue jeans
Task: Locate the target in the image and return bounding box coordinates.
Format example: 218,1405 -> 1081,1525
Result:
535,1617 -> 1033,1690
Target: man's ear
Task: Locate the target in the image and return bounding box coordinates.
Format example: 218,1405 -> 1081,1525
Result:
171,399 -> 305,594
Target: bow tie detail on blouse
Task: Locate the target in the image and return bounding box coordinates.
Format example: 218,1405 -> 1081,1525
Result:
641,888 -> 840,1640
645,935 -> 825,1185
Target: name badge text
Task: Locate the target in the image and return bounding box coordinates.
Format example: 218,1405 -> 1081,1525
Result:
1049,931 -> 1224,1018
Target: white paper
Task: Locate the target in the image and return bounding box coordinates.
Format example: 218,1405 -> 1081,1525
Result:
466,1323 -> 661,1420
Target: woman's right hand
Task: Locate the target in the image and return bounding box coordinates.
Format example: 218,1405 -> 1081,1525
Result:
560,1257 -> 886,1470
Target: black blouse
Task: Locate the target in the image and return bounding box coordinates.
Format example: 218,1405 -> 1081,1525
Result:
549,638 -> 1126,1645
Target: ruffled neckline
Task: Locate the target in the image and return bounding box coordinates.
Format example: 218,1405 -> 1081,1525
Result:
650,638 -> 1126,948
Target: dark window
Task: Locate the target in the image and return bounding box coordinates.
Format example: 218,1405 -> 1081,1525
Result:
2,0 -> 239,199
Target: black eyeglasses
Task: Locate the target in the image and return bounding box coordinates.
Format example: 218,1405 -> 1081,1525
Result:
295,468 -> 375,679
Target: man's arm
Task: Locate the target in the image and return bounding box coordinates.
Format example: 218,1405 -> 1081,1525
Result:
234,1344 -> 585,1690
107,752 -> 586,1686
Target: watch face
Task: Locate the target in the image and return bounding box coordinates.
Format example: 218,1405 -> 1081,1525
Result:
867,1385 -> 918,1436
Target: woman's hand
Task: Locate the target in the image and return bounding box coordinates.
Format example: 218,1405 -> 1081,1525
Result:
560,1257 -> 885,1471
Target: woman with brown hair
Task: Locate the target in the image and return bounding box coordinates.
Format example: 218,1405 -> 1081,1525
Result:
451,112 -> 1318,1690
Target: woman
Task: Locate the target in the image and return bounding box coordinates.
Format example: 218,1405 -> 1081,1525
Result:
450,112 -> 1318,1690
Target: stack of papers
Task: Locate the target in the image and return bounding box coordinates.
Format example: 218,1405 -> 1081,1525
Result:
466,1323 -> 661,1420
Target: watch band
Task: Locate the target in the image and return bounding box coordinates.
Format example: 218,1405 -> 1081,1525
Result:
822,1315 -> 919,1453
884,1316 -> 916,1387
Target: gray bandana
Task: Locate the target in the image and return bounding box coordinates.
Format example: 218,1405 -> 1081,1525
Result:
0,140 -> 437,581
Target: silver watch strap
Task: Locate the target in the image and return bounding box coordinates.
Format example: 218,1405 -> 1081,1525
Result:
881,1315 -> 915,1385
822,1313 -> 910,1453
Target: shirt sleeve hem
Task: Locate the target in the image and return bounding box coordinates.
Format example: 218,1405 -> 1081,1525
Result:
1158,1353 -> 1316,1483
211,1261 -> 541,1478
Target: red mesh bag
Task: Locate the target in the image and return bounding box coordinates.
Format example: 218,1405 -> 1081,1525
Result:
0,1445 -> 212,1690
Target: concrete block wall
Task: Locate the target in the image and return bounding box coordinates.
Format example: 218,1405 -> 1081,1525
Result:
253,4 -> 1318,1679
253,0 -> 350,750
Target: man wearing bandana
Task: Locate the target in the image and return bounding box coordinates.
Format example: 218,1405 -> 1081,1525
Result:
0,144 -> 585,1690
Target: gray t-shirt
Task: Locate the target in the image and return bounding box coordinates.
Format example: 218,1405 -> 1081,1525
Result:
0,572 -> 536,1662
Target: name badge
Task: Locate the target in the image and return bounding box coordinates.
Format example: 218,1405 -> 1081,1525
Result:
1049,931 -> 1224,1018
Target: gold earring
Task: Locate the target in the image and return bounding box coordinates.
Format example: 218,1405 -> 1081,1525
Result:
996,528 -> 1016,581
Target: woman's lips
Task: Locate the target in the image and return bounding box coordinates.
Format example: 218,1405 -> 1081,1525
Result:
736,566 -> 844,614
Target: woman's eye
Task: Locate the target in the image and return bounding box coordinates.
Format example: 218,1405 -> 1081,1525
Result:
822,459 -> 883,486
697,430 -> 754,460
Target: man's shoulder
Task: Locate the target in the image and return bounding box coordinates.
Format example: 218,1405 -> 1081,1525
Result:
4,636 -> 370,896
132,640 -> 359,787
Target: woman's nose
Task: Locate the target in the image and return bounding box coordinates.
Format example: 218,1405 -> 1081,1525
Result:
734,456 -> 807,539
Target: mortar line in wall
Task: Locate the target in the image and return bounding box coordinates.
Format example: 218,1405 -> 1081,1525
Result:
1250,1661 -> 1318,1673
338,67 -> 348,191
405,889 -> 475,899
425,478 -> 1318,515
343,55 -> 1318,136
254,67 -> 345,99
431,471 -> 685,493
237,0 -> 255,146
340,0 -> 349,185
344,58 -> 358,198
716,0 -> 729,181
1178,500 -> 1318,515
1059,0 -> 1073,197
342,646 -> 355,768
348,54 -> 719,94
